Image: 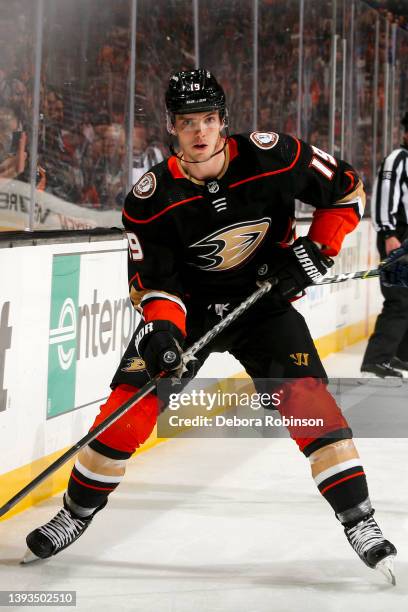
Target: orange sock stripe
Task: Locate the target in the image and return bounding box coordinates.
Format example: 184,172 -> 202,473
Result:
70,472 -> 116,492
320,471 -> 365,495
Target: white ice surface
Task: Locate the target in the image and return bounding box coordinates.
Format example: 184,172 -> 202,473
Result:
1,340 -> 407,612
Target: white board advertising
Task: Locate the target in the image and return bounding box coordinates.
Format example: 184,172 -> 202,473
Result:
0,237 -> 139,474
0,178 -> 121,230
0,220 -> 382,476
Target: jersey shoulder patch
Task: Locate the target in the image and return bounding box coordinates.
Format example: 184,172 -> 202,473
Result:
132,171 -> 157,199
249,131 -> 279,150
239,131 -> 298,170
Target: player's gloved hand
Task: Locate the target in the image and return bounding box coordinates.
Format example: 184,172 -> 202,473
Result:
380,241 -> 408,288
136,320 -> 199,379
257,236 -> 334,299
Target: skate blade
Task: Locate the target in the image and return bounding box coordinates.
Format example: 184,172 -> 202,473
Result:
357,374 -> 403,387
21,548 -> 42,564
375,555 -> 396,585
393,368 -> 408,379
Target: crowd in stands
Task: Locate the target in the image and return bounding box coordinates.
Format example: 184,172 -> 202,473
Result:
366,0 -> 408,30
0,0 -> 407,216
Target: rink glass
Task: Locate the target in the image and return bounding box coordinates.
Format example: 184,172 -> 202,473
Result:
0,0 -> 407,230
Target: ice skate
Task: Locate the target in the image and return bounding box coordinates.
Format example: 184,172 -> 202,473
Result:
344,511 -> 397,585
359,362 -> 403,386
22,495 -> 103,563
390,357 -> 408,379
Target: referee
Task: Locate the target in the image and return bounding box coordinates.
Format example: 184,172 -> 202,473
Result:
361,112 -> 408,379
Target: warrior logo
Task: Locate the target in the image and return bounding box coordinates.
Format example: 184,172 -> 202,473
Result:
290,353 -> 309,366
133,172 -> 157,199
190,218 -> 271,271
250,131 -> 279,150
293,244 -> 324,282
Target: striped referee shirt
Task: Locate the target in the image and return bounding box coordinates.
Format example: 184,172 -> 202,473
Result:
372,145 -> 408,233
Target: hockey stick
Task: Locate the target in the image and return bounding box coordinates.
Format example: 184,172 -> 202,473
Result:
314,238 -> 408,286
315,267 -> 386,285
2,240 -> 407,517
0,279 -> 276,518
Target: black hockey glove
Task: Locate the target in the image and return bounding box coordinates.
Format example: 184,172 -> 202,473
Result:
380,242 -> 408,288
136,320 -> 199,379
257,236 -> 334,299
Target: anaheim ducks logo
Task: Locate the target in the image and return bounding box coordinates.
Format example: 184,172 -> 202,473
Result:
190,218 -> 271,271
121,357 -> 146,373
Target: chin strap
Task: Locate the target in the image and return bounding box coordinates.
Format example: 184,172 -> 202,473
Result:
168,130 -> 230,164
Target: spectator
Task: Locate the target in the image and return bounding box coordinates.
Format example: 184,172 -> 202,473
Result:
86,123 -> 126,209
1,0 -> 408,220
0,105 -> 27,179
45,90 -> 64,125
39,89 -> 82,202
131,111 -> 164,185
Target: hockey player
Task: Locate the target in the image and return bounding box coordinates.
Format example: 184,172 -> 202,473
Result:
25,70 -> 396,583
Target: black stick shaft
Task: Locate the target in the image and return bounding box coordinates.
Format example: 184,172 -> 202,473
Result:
0,281 -> 274,518
314,267 -> 380,285
316,239 -> 408,286
0,378 -> 159,517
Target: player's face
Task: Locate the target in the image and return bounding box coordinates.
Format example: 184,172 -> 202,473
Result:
173,111 -> 223,162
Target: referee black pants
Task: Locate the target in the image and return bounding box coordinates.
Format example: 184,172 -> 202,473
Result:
362,232 -> 408,365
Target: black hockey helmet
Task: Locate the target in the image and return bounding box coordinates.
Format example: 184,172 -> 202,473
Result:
401,111 -> 408,130
165,69 -> 227,127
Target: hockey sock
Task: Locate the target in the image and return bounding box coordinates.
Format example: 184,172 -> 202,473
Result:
309,439 -> 370,519
66,446 -> 127,516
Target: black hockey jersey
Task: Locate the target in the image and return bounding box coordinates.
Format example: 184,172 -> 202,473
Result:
122,132 -> 365,335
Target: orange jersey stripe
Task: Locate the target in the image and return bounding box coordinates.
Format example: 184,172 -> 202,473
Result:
128,271 -> 146,291
123,195 -> 204,224
344,171 -> 358,194
228,137 -> 239,161
308,208 -> 360,256
143,299 -> 186,336
228,137 -> 301,189
167,155 -> 186,179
